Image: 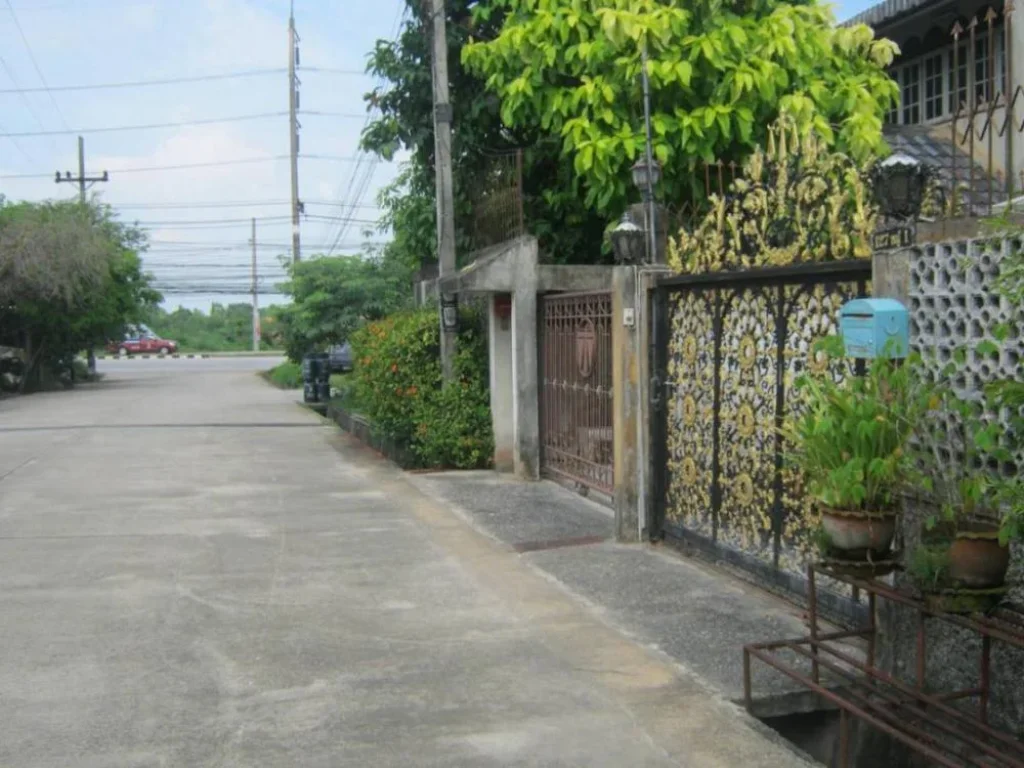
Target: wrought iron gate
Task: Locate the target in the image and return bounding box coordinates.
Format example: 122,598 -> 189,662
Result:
652,262 -> 870,592
540,292 -> 614,492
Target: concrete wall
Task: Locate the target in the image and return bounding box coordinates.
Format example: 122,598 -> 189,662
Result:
489,294 -> 515,473
869,240 -> 1024,756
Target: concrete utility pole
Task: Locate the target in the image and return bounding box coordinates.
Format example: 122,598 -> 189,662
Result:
429,0 -> 457,380
288,3 -> 302,264
55,135 -> 108,203
251,217 -> 260,353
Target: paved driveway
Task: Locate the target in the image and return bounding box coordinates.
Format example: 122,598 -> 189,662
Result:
0,366 -> 811,767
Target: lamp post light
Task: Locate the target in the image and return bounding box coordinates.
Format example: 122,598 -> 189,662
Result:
610,212 -> 646,265
630,158 -> 662,203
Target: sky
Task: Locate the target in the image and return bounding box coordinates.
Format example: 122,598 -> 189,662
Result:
0,0 -> 878,313
0,0 -> 407,311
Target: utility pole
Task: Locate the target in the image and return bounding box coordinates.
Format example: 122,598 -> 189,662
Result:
55,135 -> 108,203
288,2 -> 302,264
56,135 -> 109,377
429,0 -> 457,380
251,217 -> 260,352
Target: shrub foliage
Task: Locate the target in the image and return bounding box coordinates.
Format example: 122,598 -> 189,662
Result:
351,307 -> 493,469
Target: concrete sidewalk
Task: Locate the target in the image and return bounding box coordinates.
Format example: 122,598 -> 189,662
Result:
0,368 -> 814,767
409,472 -> 822,717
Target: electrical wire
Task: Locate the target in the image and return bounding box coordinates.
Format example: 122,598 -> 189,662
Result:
0,154 -> 356,179
0,67 -> 369,93
0,110 -> 365,138
322,2 -> 406,256
110,200 -> 381,210
2,0 -> 72,131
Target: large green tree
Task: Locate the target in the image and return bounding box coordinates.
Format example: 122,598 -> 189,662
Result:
463,0 -> 899,212
362,0 -> 610,266
0,199 -> 158,390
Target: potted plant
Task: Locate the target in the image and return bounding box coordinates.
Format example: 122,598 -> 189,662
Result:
910,367 -> 1013,603
785,337 -> 932,564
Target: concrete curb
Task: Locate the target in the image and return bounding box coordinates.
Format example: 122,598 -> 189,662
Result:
95,354 -> 212,360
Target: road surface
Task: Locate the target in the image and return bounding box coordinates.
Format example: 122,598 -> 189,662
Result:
0,365 -> 811,767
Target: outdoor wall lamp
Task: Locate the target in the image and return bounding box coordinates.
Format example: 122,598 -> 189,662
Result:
610,212 -> 646,265
872,152 -> 926,220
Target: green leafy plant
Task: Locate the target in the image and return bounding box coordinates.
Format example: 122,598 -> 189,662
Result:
908,543 -> 951,590
463,0 -> 898,215
913,333 -> 1019,544
783,336 -> 934,512
350,307 -> 494,470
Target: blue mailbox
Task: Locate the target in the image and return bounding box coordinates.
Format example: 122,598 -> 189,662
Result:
839,298 -> 909,359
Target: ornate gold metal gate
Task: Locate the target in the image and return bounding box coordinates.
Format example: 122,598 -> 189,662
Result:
540,292 -> 614,492
652,262 -> 869,593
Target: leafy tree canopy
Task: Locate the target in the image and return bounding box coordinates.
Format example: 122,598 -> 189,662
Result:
463,0 -> 899,214
278,252 -> 412,362
0,199 -> 158,389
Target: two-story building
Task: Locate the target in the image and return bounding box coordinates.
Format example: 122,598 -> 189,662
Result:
849,0 -> 1022,210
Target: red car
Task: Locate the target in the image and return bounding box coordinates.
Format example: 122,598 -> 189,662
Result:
106,333 -> 178,357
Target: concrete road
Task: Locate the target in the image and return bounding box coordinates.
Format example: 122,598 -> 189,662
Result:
0,368 -> 812,767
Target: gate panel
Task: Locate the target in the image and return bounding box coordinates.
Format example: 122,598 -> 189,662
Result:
657,264 -> 869,586
540,292 -> 613,492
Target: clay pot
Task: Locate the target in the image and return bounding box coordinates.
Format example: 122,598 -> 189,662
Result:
948,527 -> 1010,589
821,507 -> 897,559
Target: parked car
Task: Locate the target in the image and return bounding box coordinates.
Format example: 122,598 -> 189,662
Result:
328,343 -> 352,373
106,333 -> 178,357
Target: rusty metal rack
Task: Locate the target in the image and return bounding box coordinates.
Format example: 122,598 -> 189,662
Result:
743,564 -> 1024,768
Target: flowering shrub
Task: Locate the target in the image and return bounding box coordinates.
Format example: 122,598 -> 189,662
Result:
350,307 -> 493,469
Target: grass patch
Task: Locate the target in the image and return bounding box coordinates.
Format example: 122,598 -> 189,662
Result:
263,360 -> 302,389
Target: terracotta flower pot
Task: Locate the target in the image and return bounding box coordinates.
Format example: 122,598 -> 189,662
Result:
948,527 -> 1010,589
821,507 -> 897,559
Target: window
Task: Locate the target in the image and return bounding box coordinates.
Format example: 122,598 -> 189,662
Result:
902,64 -> 921,124
887,70 -> 901,124
975,36 -> 991,103
949,43 -> 968,113
924,53 -> 944,120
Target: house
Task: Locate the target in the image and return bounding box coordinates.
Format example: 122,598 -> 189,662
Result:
850,0 -> 1022,212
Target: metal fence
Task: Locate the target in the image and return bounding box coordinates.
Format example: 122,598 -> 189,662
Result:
539,292 -> 614,493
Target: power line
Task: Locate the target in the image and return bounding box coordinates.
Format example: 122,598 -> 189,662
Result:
0,68 -> 307,93
0,52 -> 57,155
0,110 -> 366,138
0,154 -> 358,180
131,214 -> 378,226
321,2 -> 406,257
2,0 -> 72,131
110,199 -> 381,210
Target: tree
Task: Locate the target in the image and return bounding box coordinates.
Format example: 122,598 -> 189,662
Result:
462,0 -> 899,214
361,0 -> 611,266
0,199 -> 158,390
278,252 -> 412,362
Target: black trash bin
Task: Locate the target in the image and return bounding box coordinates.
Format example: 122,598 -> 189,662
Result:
302,353 -> 331,403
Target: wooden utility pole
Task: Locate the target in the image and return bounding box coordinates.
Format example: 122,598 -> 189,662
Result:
288,2 -> 302,264
55,135 -> 108,203
429,0 -> 457,380
251,217 -> 260,352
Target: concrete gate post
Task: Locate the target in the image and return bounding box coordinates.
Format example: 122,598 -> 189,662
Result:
512,246 -> 541,480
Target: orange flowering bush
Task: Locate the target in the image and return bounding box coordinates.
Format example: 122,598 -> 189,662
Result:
350,307 -> 493,469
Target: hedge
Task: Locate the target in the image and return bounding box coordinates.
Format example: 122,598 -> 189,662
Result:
350,307 -> 493,469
